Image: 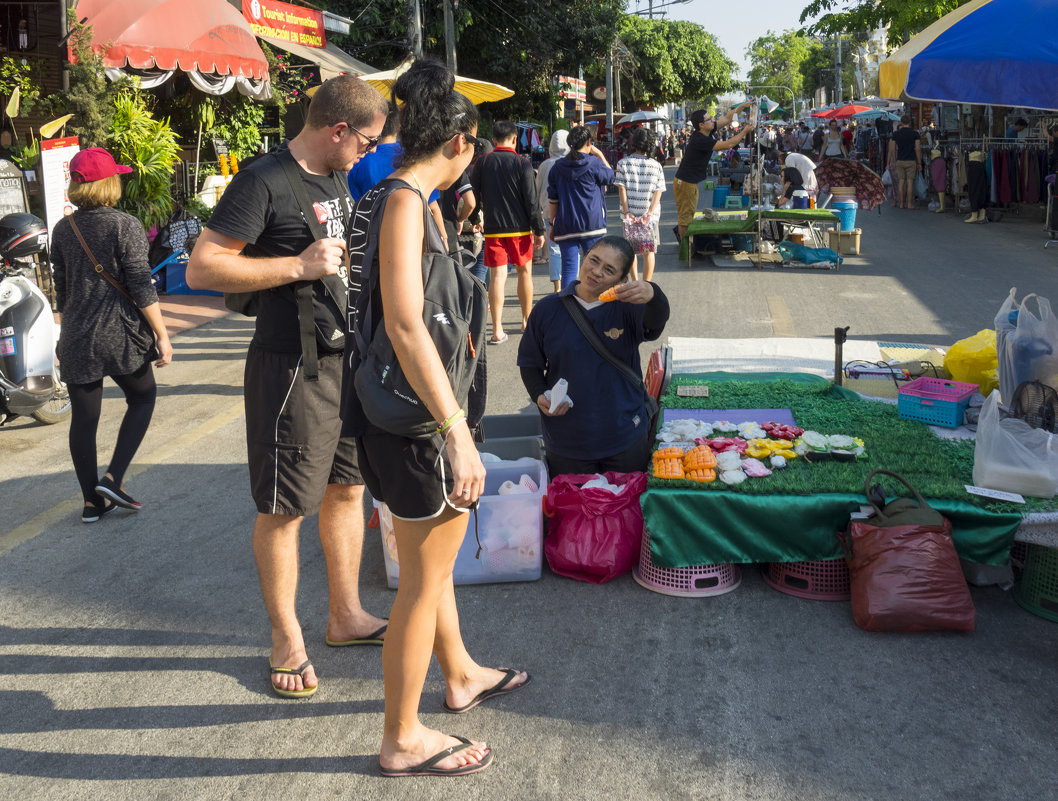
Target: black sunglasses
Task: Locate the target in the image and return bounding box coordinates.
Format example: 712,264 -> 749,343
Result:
338,122 -> 381,151
452,132 -> 482,153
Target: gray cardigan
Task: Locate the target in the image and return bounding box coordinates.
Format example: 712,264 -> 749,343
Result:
51,206 -> 158,384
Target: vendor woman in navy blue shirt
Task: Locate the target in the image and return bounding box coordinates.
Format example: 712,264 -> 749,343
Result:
517,235 -> 669,475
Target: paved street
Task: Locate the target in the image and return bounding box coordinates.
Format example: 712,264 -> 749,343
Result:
2,170 -> 1057,800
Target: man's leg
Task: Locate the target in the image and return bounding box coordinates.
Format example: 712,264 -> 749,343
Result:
254,511 -> 316,693
515,260 -> 533,330
319,482 -> 388,643
487,264 -> 508,340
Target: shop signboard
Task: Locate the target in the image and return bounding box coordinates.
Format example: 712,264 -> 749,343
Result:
0,159 -> 28,219
243,0 -> 325,48
40,136 -> 79,239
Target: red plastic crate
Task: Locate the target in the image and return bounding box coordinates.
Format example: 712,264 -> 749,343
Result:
897,377 -> 978,427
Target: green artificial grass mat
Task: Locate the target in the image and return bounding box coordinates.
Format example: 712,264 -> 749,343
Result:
653,373 -> 1056,516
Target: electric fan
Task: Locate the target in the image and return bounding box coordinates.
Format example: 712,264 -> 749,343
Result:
1010,380 -> 1058,433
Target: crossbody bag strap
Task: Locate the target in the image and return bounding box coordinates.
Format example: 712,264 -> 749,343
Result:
276,150 -> 350,382
68,213 -> 134,303
560,294 -> 646,393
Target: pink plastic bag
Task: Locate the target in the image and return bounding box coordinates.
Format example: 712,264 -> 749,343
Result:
543,472 -> 647,584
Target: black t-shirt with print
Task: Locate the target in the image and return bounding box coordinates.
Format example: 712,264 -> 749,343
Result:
206,152 -> 353,352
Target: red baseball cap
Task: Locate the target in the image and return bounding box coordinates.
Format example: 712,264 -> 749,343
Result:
69,147 -> 133,183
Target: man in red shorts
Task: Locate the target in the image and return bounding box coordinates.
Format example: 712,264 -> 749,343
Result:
471,121 -> 546,343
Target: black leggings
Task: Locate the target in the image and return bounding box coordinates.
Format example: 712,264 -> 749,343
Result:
68,361 -> 156,505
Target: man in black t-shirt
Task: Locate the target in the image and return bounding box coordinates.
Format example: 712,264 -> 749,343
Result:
187,76 -> 390,699
672,104 -> 753,241
887,115 -> 922,210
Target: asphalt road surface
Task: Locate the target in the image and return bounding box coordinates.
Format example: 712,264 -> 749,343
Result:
2,170 -> 1057,800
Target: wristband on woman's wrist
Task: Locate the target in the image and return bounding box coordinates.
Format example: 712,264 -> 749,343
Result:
438,409 -> 466,436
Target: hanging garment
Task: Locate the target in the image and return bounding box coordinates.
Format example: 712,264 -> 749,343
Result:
930,157 -> 947,193
967,154 -> 988,212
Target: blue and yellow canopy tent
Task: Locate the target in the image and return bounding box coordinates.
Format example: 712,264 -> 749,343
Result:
879,0 -> 1058,110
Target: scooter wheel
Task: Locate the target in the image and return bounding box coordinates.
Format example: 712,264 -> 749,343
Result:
31,377 -> 72,425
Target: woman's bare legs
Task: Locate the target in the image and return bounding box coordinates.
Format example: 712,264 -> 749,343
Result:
379,508 -> 497,772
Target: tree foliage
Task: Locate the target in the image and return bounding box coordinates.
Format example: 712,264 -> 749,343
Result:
745,30 -> 812,100
43,12 -> 132,148
321,0 -> 624,119
799,0 -> 971,46
616,17 -> 738,107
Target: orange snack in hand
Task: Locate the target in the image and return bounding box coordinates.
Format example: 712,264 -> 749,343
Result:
598,286 -> 618,303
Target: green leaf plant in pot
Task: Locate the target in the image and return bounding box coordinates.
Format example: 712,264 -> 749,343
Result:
108,89 -> 182,232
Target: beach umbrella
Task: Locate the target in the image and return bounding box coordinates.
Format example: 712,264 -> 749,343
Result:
813,158 -> 886,211
358,59 -> 514,104
617,110 -> 667,125
879,0 -> 1058,110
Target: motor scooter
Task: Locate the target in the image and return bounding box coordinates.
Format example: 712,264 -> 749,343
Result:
0,212 -> 70,425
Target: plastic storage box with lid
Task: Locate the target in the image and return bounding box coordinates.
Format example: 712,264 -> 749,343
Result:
378,458 -> 546,588
897,377 -> 978,427
712,184 -> 730,208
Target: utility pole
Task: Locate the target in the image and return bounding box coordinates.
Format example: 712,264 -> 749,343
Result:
578,64 -> 585,125
408,0 -> 423,59
443,0 -> 457,72
605,46 -> 614,146
834,33 -> 842,105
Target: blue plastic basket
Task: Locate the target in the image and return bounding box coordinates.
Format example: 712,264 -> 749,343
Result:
712,185 -> 730,208
897,377 -> 978,427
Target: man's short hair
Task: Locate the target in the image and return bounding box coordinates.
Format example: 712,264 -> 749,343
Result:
900,114 -> 913,126
690,109 -> 708,128
305,75 -> 388,131
493,120 -> 517,141
1015,118 -> 1029,128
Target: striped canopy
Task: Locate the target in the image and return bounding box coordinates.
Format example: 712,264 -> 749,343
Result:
879,0 -> 1058,110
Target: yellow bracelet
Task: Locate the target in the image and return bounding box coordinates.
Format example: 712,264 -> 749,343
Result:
438,409 -> 465,435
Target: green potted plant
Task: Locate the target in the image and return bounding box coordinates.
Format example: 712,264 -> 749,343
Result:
108,89 -> 182,232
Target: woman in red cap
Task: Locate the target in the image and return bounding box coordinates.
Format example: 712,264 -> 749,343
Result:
50,147 -> 173,523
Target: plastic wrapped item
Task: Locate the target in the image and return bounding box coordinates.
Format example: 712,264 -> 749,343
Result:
944,329 -> 998,396
715,451 -> 743,471
719,469 -> 747,485
994,288 -> 1058,402
973,390 -> 1058,498
547,378 -> 571,413
543,471 -> 647,583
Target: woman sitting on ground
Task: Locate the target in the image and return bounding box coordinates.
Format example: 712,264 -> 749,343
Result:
517,235 -> 669,477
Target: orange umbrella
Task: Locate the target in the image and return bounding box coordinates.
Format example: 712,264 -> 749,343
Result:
827,104 -> 873,119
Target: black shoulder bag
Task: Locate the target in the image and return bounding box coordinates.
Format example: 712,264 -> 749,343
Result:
224,150 -> 350,381
560,294 -> 660,441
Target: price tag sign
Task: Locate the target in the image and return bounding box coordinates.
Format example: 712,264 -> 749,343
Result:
676,385 -> 709,397
965,485 -> 1025,504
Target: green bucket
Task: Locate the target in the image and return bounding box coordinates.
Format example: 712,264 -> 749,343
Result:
1013,543 -> 1058,623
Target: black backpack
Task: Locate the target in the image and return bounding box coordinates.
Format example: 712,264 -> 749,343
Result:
349,179 -> 487,439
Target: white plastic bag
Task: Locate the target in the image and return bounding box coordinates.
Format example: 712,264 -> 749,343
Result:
994,288 -> 1058,402
973,390 -> 1058,498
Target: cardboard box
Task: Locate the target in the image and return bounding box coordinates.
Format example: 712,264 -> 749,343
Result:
378,458 -> 546,588
828,227 -> 862,255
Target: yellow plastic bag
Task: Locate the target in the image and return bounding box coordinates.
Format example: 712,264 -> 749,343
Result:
944,329 -> 998,395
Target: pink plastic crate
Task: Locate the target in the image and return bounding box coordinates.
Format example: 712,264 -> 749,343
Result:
897,377 -> 978,427
632,531 -> 741,597
762,559 -> 851,601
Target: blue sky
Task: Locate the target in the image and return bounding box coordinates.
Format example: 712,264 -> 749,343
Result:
626,0 -> 822,79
